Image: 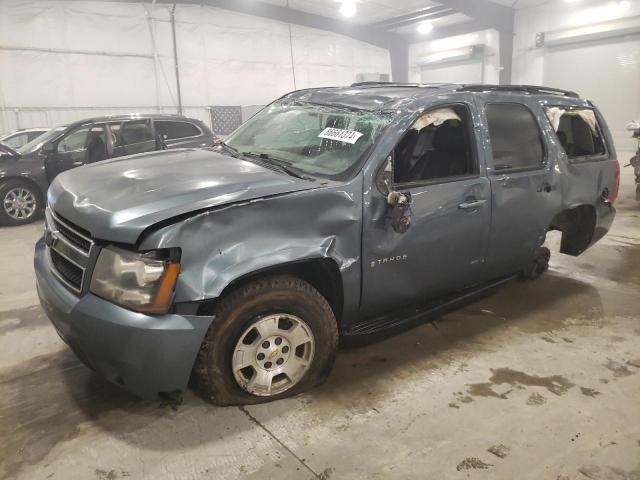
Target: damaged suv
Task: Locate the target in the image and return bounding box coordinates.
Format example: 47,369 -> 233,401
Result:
35,83 -> 618,405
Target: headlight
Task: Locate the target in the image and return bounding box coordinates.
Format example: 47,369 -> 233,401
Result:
90,246 -> 181,314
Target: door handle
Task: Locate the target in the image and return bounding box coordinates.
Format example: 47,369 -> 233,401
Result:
72,161 -> 84,166
458,199 -> 486,210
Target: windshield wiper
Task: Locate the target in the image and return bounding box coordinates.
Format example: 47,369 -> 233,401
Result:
217,142 -> 241,157
241,152 -> 316,181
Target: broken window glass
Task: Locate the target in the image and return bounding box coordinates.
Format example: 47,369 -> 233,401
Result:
545,107 -> 606,159
393,105 -> 476,184
225,101 -> 393,178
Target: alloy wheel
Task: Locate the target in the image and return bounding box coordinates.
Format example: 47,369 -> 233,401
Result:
3,187 -> 36,220
232,313 -> 315,396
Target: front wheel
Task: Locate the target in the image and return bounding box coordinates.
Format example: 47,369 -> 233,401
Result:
194,275 -> 338,405
0,180 -> 42,226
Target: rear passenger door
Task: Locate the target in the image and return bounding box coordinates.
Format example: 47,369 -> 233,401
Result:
478,97 -> 555,278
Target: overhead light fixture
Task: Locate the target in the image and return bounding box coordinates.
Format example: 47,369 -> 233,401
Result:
339,1 -> 356,18
416,21 -> 434,34
417,46 -> 479,66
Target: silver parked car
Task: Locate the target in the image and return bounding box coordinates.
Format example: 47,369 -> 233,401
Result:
0,128 -> 48,149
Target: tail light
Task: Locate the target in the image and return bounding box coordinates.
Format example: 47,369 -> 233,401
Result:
610,159 -> 620,204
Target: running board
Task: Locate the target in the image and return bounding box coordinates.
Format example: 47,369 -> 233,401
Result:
345,274 -> 517,337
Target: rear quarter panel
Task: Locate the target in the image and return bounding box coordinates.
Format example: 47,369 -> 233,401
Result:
539,99 -> 617,247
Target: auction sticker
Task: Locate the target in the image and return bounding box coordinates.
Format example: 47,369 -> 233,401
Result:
318,127 -> 363,144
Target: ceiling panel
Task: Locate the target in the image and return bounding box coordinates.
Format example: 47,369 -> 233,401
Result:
391,12 -> 472,34
259,0 -> 445,25
490,0 -> 552,7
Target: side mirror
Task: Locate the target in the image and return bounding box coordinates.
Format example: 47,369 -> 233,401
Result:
387,190 -> 412,234
40,141 -> 56,155
376,154 -> 393,196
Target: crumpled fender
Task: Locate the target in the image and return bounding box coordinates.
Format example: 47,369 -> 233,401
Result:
139,178 -> 363,321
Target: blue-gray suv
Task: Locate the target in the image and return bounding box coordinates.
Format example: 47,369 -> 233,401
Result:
35,83 -> 619,405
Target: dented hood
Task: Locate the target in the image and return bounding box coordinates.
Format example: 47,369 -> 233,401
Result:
48,148 -> 316,244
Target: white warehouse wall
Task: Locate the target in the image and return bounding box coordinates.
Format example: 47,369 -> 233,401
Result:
408,29 -> 502,85
0,0 -> 391,134
512,0 -> 640,151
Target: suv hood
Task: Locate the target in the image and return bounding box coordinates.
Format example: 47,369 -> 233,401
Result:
49,149 -> 317,244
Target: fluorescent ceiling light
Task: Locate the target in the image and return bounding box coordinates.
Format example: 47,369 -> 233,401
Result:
339,1 -> 356,18
417,46 -> 477,66
416,21 -> 434,34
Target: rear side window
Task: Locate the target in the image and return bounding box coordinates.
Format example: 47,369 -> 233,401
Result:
546,107 -> 606,159
3,133 -> 29,149
485,103 -> 545,171
155,121 -> 201,140
121,120 -> 154,145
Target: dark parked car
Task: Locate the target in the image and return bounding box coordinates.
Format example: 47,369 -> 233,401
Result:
0,114 -> 215,226
35,83 -> 618,405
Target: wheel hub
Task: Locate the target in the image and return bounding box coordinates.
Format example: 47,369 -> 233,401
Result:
255,335 -> 291,371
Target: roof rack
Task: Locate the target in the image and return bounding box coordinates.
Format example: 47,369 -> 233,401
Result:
350,81 -> 422,88
459,84 -> 580,98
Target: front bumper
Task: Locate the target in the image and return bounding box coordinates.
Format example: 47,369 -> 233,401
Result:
34,238 -> 214,399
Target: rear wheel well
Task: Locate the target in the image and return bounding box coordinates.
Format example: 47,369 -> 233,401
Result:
549,205 -> 597,256
197,258 -> 344,324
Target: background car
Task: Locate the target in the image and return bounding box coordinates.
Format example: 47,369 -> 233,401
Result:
0,114 -> 216,226
0,128 -> 48,149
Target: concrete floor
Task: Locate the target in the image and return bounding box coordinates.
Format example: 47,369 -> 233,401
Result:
1,163 -> 639,480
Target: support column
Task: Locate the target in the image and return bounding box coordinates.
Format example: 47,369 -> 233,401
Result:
499,29 -> 514,85
389,40 -> 409,83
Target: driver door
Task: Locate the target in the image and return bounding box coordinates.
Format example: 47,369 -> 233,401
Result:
44,126 -> 91,184
360,101 -> 491,318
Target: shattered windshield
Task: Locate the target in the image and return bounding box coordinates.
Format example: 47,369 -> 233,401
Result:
224,101 -> 393,178
16,127 -> 66,155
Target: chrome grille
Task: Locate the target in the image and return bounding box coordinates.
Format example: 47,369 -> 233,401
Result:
50,212 -> 92,254
50,249 -> 83,290
45,207 -> 95,294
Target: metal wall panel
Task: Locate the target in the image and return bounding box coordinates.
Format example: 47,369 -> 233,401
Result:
544,34 -> 640,152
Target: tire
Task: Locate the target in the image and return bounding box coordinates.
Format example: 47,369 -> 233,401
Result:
519,246 -> 550,281
194,275 -> 338,405
0,180 -> 43,227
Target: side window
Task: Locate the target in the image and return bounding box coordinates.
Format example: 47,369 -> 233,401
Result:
485,103 -> 545,171
546,108 -> 606,159
155,121 -> 201,140
57,127 -> 91,153
3,133 -> 29,149
393,105 -> 476,185
86,125 -> 108,163
107,122 -> 122,147
27,132 -> 44,142
120,120 -> 154,146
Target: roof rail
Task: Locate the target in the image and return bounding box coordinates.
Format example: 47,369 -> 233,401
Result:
459,84 -> 580,98
350,81 -> 422,88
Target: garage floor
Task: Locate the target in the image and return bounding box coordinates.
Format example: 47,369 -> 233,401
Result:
1,166 -> 639,480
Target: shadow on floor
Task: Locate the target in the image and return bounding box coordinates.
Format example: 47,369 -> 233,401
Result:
0,272 -> 615,476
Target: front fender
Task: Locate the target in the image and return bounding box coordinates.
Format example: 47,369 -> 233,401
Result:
139,180 -> 363,322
